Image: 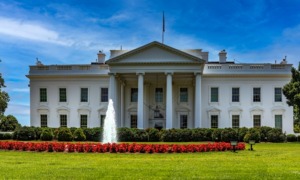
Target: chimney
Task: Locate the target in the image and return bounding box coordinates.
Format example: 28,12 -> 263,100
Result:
219,50 -> 227,63
97,51 -> 106,64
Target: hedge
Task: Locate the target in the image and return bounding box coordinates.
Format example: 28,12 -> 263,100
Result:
9,126 -> 291,143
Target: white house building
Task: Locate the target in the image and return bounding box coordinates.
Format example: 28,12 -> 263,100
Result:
27,41 -> 294,134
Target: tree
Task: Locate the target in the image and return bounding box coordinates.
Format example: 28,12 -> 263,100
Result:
0,73 -> 10,115
283,63 -> 300,123
0,115 -> 20,131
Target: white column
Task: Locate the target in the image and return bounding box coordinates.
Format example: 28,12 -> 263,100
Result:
120,82 -> 125,127
108,73 -> 116,102
166,72 -> 173,129
137,73 -> 144,129
194,73 -> 202,128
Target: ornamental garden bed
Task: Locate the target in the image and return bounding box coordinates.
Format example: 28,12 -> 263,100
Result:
0,141 -> 245,153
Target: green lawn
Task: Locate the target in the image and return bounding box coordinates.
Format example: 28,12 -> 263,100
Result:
0,143 -> 300,179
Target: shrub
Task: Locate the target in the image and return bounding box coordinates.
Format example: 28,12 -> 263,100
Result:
40,128 -> 54,141
132,129 -> 149,142
267,128 -> 285,142
146,128 -> 160,142
221,128 -> 238,142
238,127 -> 248,142
259,126 -> 273,142
286,134 -> 297,142
0,115 -> 21,131
118,128 -> 135,142
14,126 -> 36,140
160,129 -> 180,142
57,128 -> 73,141
83,128 -> 102,141
243,128 -> 260,143
0,133 -> 12,140
73,128 -> 86,141
191,128 -> 207,141
34,127 -> 43,140
69,127 -> 78,135
294,124 -> 300,133
212,129 -> 222,142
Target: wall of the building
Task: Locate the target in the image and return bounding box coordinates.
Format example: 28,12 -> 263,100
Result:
201,77 -> 294,133
29,75 -> 294,134
30,77 -> 109,128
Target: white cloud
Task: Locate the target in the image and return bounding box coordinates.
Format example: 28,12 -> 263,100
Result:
5,103 -> 30,116
11,88 -> 29,93
0,17 -> 73,46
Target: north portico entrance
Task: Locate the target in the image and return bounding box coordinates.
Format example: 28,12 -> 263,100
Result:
106,41 -> 206,129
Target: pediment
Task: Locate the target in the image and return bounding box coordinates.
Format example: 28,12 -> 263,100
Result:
106,41 -> 205,65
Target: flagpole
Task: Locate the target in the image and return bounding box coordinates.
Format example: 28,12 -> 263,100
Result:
162,11 -> 165,44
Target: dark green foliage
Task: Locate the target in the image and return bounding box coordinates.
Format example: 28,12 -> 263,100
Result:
118,127 -> 135,142
40,128 -> 54,141
14,126 -> 36,140
0,74 -> 10,115
243,128 -> 261,143
146,128 -> 160,142
212,129 -> 222,142
238,127 -> 249,142
0,115 -> 20,131
191,128 -> 208,141
221,128 -> 238,142
57,128 -> 73,141
73,128 -> 86,141
132,129 -> 149,142
0,133 -> 12,140
266,128 -> 285,142
160,129 -> 193,142
286,134 -> 297,142
34,127 -> 43,140
69,127 -> 78,135
260,126 -> 273,142
83,128 -> 102,141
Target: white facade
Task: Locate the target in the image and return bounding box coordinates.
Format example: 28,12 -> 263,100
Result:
27,41 -> 294,133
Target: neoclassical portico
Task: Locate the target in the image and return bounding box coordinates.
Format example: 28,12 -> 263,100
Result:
106,41 -> 205,129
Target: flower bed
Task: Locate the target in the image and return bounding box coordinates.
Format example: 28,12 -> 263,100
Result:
0,141 -> 245,153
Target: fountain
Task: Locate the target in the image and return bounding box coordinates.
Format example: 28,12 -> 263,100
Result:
102,99 -> 118,143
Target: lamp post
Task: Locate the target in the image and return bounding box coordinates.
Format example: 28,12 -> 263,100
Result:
230,141 -> 237,152
249,140 -> 255,151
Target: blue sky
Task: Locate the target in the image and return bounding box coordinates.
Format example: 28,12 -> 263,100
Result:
0,0 -> 300,126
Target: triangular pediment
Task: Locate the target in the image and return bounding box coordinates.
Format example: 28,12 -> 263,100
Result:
106,41 -> 205,64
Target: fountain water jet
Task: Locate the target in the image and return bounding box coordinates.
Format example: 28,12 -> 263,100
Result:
102,99 -> 118,143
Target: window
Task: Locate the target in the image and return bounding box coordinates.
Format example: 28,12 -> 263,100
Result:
232,88 -> 239,102
211,115 -> 218,128
59,88 -> 67,102
275,88 -> 282,102
100,115 -> 106,127
253,115 -> 261,127
130,115 -> 137,128
80,115 -> 87,128
40,114 -> 47,127
81,88 -> 88,102
101,88 -> 108,102
155,88 -> 163,102
131,88 -> 138,102
60,115 -> 67,127
211,87 -> 219,102
253,88 -> 261,102
40,88 -> 47,102
232,115 -> 240,128
275,115 -> 282,129
180,115 -> 188,129
180,88 -> 188,102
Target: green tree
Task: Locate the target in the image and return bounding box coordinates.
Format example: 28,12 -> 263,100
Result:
283,63 -> 300,125
0,115 -> 20,131
0,73 -> 10,115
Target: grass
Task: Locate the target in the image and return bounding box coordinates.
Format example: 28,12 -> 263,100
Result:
0,142 -> 300,179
